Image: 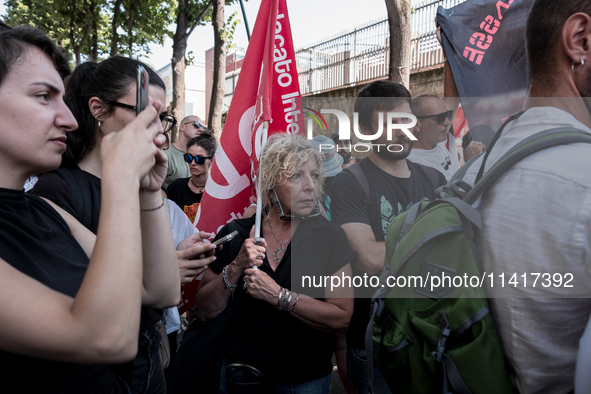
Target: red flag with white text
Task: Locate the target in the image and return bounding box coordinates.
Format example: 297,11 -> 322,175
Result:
178,0 -> 304,314
194,0 -> 304,236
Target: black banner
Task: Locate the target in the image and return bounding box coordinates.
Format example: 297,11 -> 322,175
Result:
437,0 -> 534,129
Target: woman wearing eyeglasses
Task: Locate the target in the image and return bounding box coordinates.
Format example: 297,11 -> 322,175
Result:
163,116 -> 206,188
30,56 -> 187,394
166,132 -> 216,224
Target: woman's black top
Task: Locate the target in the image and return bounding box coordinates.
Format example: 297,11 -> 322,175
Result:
31,167 -> 163,332
0,187 -> 128,393
166,177 -> 202,223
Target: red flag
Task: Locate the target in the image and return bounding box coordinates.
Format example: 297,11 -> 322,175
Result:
194,0 -> 304,236
178,0 -> 304,314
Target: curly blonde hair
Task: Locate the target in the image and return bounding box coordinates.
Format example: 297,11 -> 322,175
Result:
258,134 -> 324,214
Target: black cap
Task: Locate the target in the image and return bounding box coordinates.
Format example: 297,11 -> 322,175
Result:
469,124 -> 495,148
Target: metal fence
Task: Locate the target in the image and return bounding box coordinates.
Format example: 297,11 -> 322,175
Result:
296,0 -> 465,95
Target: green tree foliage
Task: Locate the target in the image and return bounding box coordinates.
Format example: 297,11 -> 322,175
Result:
222,11 -> 240,50
3,0 -> 174,65
113,0 -> 174,58
170,0 -> 243,139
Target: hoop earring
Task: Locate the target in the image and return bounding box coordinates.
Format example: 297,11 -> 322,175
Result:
572,59 -> 585,72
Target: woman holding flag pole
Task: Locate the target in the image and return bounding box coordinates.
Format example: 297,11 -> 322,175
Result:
194,133 -> 356,393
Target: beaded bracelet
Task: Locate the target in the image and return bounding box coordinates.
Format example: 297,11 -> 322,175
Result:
140,197 -> 165,212
222,265 -> 237,297
286,293 -> 299,312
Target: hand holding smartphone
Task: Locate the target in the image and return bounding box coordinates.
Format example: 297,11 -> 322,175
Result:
136,65 -> 149,116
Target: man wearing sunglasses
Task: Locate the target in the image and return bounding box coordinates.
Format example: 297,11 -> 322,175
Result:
407,94 -> 460,180
164,114 -> 206,187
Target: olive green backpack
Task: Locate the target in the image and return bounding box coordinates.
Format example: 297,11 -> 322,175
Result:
366,125 -> 591,394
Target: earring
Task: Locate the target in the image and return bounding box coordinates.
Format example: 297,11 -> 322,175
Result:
572,59 -> 585,72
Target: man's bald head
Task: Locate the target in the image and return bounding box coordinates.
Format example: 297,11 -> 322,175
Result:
410,94 -> 443,117
411,94 -> 451,150
176,115 -> 205,149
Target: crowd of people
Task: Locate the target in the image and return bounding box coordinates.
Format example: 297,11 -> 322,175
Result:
1,0 -> 591,393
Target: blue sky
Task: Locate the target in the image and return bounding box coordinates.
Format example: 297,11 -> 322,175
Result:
0,0 -> 390,69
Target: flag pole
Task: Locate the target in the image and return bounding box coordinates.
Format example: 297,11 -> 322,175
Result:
254,121 -> 269,238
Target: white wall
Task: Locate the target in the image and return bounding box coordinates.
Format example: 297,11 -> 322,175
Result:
157,62 -> 206,120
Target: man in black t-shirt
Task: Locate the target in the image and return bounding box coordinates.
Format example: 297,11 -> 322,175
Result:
330,81 -> 445,394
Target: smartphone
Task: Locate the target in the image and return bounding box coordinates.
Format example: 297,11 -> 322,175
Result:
136,65 -> 149,116
212,230 -> 239,246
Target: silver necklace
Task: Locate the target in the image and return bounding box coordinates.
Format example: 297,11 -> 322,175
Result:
267,217 -> 292,263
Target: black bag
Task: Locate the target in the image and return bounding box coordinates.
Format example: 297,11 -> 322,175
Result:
165,300 -> 236,394
166,221 -> 244,394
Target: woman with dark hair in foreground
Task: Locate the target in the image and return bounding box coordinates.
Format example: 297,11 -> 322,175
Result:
0,27 -> 178,393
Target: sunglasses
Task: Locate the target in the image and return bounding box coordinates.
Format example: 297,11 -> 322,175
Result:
183,120 -> 207,130
416,110 -> 454,125
183,153 -> 213,165
106,100 -> 177,133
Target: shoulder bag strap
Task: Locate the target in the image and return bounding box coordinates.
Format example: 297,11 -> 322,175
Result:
416,163 -> 442,191
344,162 -> 372,212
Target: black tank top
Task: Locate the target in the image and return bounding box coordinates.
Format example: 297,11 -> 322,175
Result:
0,187 -> 128,393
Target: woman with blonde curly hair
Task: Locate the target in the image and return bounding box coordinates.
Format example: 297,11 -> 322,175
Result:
192,133 -> 356,393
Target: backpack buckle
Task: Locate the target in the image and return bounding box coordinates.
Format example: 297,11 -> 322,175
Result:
435,313 -> 451,362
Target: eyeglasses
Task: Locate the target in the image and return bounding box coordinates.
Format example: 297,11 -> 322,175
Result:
162,133 -> 170,151
159,114 -> 177,133
183,120 -> 207,130
416,110 -> 454,125
105,100 -> 177,133
183,153 -> 213,165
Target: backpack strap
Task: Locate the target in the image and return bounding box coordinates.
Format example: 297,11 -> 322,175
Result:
441,354 -> 473,394
465,127 -> 591,205
474,111 -> 525,184
438,153 -> 484,199
441,112 -> 525,198
344,163 -> 372,213
416,163 -> 443,191
366,298 -> 383,394
54,167 -> 93,230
